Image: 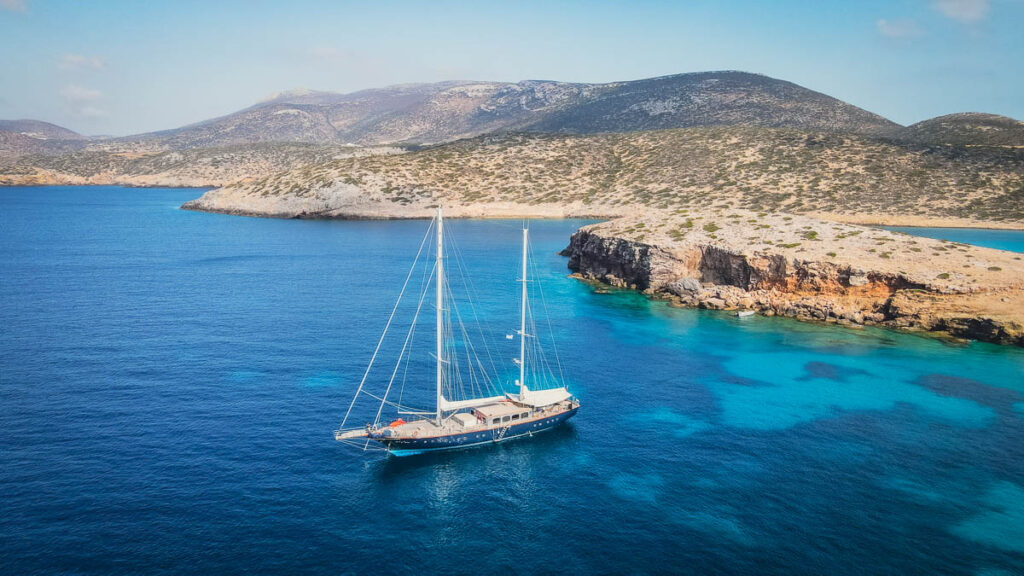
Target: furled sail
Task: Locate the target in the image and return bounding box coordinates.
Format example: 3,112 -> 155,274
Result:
438,394 -> 508,411
516,387 -> 571,408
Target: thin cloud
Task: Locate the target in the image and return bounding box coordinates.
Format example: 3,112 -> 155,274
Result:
74,106 -> 107,119
0,0 -> 26,12
933,0 -> 989,23
306,45 -> 356,62
877,19 -> 922,38
61,84 -> 107,118
59,53 -> 105,70
61,84 -> 102,103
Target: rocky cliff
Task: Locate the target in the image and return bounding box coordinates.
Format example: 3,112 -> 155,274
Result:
563,210 -> 1024,346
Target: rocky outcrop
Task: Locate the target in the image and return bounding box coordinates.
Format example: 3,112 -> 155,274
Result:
564,215 -> 1024,347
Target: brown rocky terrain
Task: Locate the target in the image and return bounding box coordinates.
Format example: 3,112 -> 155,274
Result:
92,71 -> 903,151
179,127 -> 1024,227
1,70 -> 900,159
903,113 -> 1024,147
4,71 -> 1023,346
562,209 -> 1024,346
0,119 -> 86,141
0,143 -> 402,188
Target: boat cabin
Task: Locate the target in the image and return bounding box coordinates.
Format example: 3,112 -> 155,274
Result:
451,413 -> 478,428
473,403 -> 531,427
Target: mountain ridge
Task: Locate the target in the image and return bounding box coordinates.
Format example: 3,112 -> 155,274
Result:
127,71 -> 903,149
4,71 -> 1023,159
1,71 -> 907,155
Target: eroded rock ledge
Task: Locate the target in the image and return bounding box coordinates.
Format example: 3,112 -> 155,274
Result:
563,209 -> 1024,347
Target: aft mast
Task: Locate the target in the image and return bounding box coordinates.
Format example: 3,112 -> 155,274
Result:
518,224 -> 528,400
435,206 -> 444,425
336,207 -> 580,455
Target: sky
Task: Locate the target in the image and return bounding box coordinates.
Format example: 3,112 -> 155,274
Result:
1,0 -> 1022,136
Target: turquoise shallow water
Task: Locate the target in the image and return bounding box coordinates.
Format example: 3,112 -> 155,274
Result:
884,226 -> 1024,253
2,187 -> 1024,574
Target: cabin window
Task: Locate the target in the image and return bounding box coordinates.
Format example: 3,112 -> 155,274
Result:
521,413 -> 528,419
502,416 -> 511,423
492,419 -> 500,425
511,414 -> 520,421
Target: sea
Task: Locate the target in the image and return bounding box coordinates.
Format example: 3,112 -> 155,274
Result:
2,186 -> 1023,575
884,226 -> 1024,253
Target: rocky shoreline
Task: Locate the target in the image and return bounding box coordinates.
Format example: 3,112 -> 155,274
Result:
181,189 -> 1024,346
161,192 -> 1024,348
562,211 -> 1024,347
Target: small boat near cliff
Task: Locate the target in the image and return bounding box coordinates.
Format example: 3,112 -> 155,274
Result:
334,207 -> 579,456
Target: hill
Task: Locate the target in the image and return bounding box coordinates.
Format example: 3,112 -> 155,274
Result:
0,120 -> 85,141
902,113 -> 1024,147
108,71 -> 899,150
520,71 -> 899,136
0,143 -> 401,188
180,126 -> 1024,226
0,120 -> 89,158
4,70 -> 1022,230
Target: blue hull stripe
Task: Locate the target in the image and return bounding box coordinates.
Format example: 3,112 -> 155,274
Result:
381,407 -> 578,456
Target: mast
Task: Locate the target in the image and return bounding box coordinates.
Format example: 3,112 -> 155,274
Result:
518,225 -> 528,400
435,206 -> 444,424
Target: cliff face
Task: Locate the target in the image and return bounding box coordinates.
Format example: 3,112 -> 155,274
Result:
564,214 -> 1024,347
566,229 -> 927,294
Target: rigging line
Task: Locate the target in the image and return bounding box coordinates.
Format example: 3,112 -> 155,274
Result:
448,288 -> 474,404
457,309 -> 482,401
526,292 -> 556,389
442,288 -> 457,404
447,229 -> 501,386
373,258 -> 434,427
450,308 -> 467,405
398,236 -> 435,409
454,230 -> 501,383
449,279 -> 499,399
360,389 -> 429,413
530,240 -> 567,386
464,291 -> 498,398
444,274 -> 472,401
453,305 -> 474,401
396,313 -> 417,409
338,216 -> 435,431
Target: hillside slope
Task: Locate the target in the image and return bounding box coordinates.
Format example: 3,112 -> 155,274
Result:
521,72 -> 899,136
0,120 -> 85,140
0,120 -> 89,158
902,113 -> 1024,147
0,143 -> 402,188
106,71 -> 900,150
180,127 -> 1024,226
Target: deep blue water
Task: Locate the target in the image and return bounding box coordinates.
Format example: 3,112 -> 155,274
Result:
884,226 -> 1024,253
2,186 -> 1024,575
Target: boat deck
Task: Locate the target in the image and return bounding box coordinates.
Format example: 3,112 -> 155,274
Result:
381,400 -> 574,440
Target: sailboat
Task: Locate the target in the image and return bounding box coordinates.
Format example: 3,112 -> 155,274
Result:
334,207 -> 579,456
